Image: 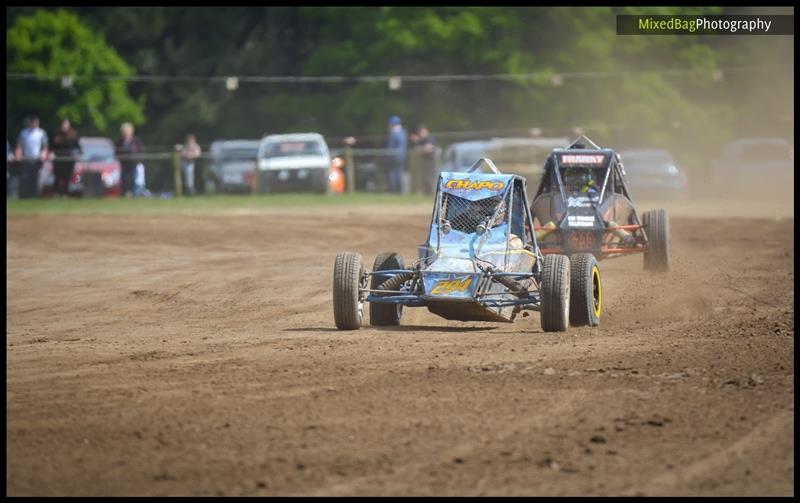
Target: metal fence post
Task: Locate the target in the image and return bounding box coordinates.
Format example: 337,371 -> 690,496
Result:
432,146 -> 443,194
173,150 -> 183,197
345,145 -> 355,194
408,150 -> 421,195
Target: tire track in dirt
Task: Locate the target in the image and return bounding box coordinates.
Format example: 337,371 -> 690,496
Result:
6,204 -> 793,496
628,409 -> 794,496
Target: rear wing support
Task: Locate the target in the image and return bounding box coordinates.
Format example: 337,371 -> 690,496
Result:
466,158 -> 503,175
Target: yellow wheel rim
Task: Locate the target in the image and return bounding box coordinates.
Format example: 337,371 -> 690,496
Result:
592,265 -> 602,318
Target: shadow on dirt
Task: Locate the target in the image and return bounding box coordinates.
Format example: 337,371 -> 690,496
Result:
372,325 -> 497,333
283,328 -> 344,332
283,325 -> 497,333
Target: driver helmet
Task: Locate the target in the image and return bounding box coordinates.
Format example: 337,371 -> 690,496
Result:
579,171 -> 596,192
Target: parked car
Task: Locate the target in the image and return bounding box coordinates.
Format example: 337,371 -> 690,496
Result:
39,137 -> 121,197
617,148 -> 688,200
208,139 -> 260,193
711,138 -> 793,198
441,137 -> 568,188
255,133 -> 332,193
440,140 -> 493,174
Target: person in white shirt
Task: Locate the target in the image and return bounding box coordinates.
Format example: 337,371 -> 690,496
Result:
14,115 -> 48,199
180,134 -> 202,196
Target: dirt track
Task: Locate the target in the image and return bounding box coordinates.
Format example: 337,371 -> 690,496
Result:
6,201 -> 794,496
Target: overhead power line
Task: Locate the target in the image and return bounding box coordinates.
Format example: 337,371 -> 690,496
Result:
5,64 -> 792,86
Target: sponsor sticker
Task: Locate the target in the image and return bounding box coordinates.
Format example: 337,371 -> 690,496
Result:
560,154 -> 606,165
567,215 -> 596,228
445,179 -> 505,191
431,276 -> 473,295
567,196 -> 592,208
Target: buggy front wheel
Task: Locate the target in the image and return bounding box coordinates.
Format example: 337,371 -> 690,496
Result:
540,254 -> 570,332
569,253 -> 602,327
333,252 -> 365,330
370,252 -> 405,326
643,209 -> 670,273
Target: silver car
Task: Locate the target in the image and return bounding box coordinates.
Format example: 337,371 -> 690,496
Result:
440,140 -> 493,173
441,137 -> 568,189
256,133 -> 331,193
209,140 -> 260,193
618,148 -> 688,200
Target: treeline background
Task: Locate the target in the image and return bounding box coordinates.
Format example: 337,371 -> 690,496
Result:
6,6 -> 794,163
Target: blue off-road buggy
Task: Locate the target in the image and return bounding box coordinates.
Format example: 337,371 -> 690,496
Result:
332,159 -> 604,332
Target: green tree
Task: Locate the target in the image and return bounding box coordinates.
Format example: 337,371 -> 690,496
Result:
6,9 -> 144,135
8,6 -> 788,157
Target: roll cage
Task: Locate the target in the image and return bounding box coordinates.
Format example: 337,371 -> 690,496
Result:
362,159 -> 548,320
531,137 -> 650,260
426,158 -> 543,271
534,137 -> 636,208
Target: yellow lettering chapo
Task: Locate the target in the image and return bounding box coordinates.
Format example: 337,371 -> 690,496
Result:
445,179 -> 505,191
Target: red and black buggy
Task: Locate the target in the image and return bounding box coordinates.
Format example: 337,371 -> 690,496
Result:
530,137 -> 670,272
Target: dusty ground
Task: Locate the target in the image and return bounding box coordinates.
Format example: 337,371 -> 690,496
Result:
6,200 -> 794,496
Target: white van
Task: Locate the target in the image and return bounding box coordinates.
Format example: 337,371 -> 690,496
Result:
256,133 -> 331,193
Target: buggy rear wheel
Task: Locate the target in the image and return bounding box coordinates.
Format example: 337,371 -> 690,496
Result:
370,252 -> 405,326
569,253 -> 602,327
333,252 -> 364,330
540,254 -> 570,332
643,209 -> 670,273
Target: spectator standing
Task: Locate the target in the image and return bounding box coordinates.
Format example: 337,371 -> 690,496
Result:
385,115 -> 408,193
115,122 -> 143,197
411,125 -> 438,194
15,115 -> 49,198
133,162 -> 151,198
7,139 -> 14,197
180,134 -> 202,196
51,118 -> 81,197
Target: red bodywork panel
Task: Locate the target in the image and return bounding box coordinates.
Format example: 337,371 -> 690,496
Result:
538,225 -> 648,260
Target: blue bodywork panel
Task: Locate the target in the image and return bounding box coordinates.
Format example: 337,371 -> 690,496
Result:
367,161 -> 541,323
422,171 -> 537,321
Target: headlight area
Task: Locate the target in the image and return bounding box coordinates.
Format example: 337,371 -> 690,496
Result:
102,170 -> 120,188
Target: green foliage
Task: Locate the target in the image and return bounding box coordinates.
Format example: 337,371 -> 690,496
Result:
6,5 -> 792,163
6,9 -> 144,135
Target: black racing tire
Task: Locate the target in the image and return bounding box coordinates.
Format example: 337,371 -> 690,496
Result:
333,252 -> 364,330
643,209 -> 670,273
370,252 -> 405,326
540,254 -> 570,332
569,253 -> 602,327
